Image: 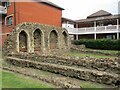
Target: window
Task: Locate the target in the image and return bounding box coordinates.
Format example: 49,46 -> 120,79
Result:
6,16 -> 12,26
106,35 -> 116,39
106,35 -> 112,39
4,2 -> 11,7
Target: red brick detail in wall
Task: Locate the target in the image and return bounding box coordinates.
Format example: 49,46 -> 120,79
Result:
2,2 -> 63,47
3,2 -> 62,31
15,2 -> 62,27
2,34 -> 7,47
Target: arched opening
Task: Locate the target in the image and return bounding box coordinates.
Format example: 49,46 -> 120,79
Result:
34,29 -> 42,52
62,31 -> 68,48
19,31 -> 28,52
50,30 -> 58,49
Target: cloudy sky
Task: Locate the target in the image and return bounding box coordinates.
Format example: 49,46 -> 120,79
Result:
50,0 -> 120,20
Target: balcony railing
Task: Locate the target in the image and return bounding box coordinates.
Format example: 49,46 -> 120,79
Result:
0,6 -> 7,14
65,25 -> 120,35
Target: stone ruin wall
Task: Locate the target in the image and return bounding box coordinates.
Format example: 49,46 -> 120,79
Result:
3,22 -> 70,55
2,22 -> 120,87
5,53 -> 120,87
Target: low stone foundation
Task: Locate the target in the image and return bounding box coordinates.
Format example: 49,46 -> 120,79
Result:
8,53 -> 120,74
2,67 -> 80,88
6,55 -> 120,86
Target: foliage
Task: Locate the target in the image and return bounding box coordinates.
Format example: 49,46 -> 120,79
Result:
72,39 -> 120,50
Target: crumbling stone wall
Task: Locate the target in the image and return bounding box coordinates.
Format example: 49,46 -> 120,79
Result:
9,53 -> 120,75
34,29 -> 42,52
49,30 -> 58,49
62,31 -> 68,49
5,56 -> 120,87
3,22 -> 70,55
19,31 -> 28,52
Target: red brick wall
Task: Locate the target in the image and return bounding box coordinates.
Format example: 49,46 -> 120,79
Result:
2,35 -> 6,47
16,2 -> 62,27
2,2 -> 62,47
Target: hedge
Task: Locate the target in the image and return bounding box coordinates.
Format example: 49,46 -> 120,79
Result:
72,39 -> 120,50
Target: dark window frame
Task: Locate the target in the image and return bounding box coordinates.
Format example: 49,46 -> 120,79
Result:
4,2 -> 11,7
6,16 -> 13,26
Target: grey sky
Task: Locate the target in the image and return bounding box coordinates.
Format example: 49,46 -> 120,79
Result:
50,0 -> 120,20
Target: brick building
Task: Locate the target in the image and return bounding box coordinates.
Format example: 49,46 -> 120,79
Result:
1,0 -> 64,46
62,10 -> 120,40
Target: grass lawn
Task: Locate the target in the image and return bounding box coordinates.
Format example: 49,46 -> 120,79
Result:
80,81 -> 107,89
1,65 -> 113,88
1,70 -> 55,88
1,58 -> 114,88
0,70 -> 1,89
86,48 -> 119,55
1,69 -> 111,89
65,51 -> 116,59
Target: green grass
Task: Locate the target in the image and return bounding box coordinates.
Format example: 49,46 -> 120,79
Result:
65,51 -> 116,59
79,79 -> 113,89
1,70 -> 111,89
1,65 -> 113,88
0,70 -> 2,89
86,48 -> 119,55
35,70 -> 106,88
80,81 -> 105,89
2,70 -> 54,88
1,59 -> 113,88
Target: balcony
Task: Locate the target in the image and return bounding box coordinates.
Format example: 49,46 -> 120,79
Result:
64,25 -> 120,35
0,6 -> 7,14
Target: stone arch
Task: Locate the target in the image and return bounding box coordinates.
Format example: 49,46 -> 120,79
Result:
33,29 -> 43,52
19,31 -> 28,52
49,30 -> 58,49
62,31 -> 69,48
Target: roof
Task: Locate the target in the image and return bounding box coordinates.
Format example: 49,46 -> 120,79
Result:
76,14 -> 120,23
62,17 -> 76,24
34,0 -> 64,10
87,10 -> 112,18
62,10 -> 120,24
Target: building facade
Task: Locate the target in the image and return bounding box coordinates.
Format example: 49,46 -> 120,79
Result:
62,10 -> 120,40
1,0 -> 64,46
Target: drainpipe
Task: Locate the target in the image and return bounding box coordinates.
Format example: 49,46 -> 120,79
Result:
76,23 -> 79,40
14,0 -> 16,26
94,21 -> 97,40
117,19 -> 119,40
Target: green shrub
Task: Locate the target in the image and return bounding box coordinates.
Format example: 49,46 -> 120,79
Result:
72,39 -> 120,50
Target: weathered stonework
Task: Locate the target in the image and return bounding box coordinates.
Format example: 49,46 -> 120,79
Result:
3,22 -> 120,88
8,53 -> 120,75
3,22 -> 70,55
5,56 -> 120,87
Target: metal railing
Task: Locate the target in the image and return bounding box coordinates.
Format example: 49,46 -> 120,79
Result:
65,25 -> 119,34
